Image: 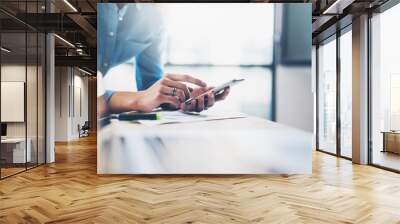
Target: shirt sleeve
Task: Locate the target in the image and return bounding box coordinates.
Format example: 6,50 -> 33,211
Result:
103,90 -> 115,102
135,30 -> 166,91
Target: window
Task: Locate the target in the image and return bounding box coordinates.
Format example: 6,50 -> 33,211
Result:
339,29 -> 352,158
318,36 -> 337,154
370,3 -> 400,171
163,4 -> 274,66
390,74 -> 400,130
316,27 -> 353,159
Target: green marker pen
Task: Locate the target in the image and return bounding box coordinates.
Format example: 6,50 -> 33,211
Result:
118,112 -> 160,121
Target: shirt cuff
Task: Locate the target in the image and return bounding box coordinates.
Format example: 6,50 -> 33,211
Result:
103,90 -> 114,102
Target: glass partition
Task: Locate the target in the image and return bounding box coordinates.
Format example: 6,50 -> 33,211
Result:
1,30 -> 28,177
0,1 -> 46,179
317,36 -> 337,154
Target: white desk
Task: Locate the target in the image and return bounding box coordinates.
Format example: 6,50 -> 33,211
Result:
98,116 -> 312,174
1,138 -> 31,163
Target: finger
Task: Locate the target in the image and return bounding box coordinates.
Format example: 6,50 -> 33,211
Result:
162,78 -> 190,99
206,86 -> 214,91
159,95 -> 180,108
204,86 -> 215,108
165,74 -> 207,87
215,87 -> 230,101
181,101 -> 192,111
195,99 -> 199,112
180,102 -> 188,111
175,89 -> 186,102
181,98 -> 193,111
196,96 -> 205,112
188,99 -> 197,111
204,95 -> 209,110
207,91 -> 215,108
160,86 -> 174,96
160,86 -> 185,102
191,87 -> 209,100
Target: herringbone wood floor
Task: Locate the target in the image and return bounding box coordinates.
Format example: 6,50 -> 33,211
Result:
1,135 -> 400,224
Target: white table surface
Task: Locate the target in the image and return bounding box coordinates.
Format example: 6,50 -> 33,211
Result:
98,116 -> 312,174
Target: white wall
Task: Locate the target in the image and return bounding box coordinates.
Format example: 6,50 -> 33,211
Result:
1,65 -> 43,137
1,64 -> 47,163
1,65 -> 26,138
71,74 -> 89,138
276,65 -> 314,132
55,67 -> 68,141
55,67 -> 89,141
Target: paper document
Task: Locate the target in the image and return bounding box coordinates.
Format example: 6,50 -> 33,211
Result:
137,110 -> 246,126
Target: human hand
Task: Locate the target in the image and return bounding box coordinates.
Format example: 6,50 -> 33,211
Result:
180,86 -> 230,112
136,74 -> 206,112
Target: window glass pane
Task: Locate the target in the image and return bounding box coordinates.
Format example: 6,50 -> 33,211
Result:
371,4 -> 400,171
340,30 -> 352,158
318,37 -> 337,154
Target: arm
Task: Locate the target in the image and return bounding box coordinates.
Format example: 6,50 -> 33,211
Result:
135,33 -> 165,91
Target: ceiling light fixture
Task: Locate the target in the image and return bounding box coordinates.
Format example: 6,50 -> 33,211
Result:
1,47 -> 11,53
323,0 -> 341,14
54,34 -> 75,48
78,67 -> 93,76
322,0 -> 354,15
63,0 -> 78,12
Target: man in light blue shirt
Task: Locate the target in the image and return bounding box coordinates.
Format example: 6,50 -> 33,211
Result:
97,3 -> 229,116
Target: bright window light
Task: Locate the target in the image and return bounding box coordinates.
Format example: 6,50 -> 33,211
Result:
162,4 -> 274,66
377,4 -> 400,130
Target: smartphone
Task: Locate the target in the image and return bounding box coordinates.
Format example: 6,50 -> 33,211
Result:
184,78 -> 245,105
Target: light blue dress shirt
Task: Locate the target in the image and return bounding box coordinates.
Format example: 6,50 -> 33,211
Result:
97,3 -> 165,101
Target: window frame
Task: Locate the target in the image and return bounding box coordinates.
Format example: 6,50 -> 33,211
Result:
315,24 -> 353,161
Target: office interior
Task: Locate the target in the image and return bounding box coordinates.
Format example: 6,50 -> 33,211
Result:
0,0 -> 399,222
313,0 -> 400,172
0,0 -> 97,179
